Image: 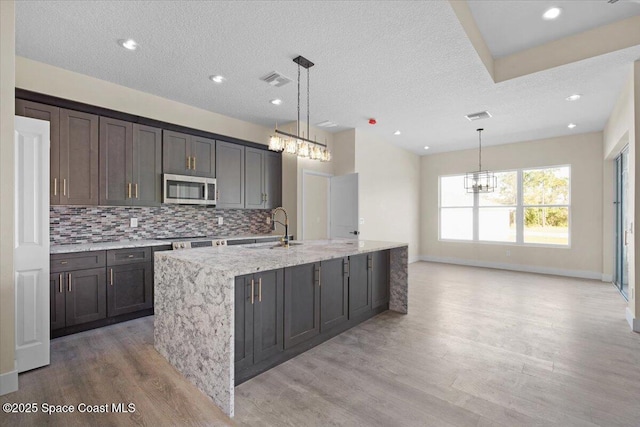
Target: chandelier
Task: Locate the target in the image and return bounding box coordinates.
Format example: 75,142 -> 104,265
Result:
268,55 -> 331,162
464,128 -> 496,193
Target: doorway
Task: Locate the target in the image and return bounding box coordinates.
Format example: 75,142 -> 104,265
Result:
614,146 -> 629,300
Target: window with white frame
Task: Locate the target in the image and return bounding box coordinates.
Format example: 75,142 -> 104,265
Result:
439,166 -> 570,246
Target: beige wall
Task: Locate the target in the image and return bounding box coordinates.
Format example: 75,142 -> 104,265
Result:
421,132 -> 606,278
354,130 -> 421,262
0,0 -> 16,384
332,129 -> 356,176
302,173 -> 329,240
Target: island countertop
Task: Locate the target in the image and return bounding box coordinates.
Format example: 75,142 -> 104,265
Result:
153,239 -> 409,417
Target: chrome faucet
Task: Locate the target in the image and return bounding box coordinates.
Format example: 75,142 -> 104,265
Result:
271,207 -> 290,247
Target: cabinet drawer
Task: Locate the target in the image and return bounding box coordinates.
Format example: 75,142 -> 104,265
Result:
107,247 -> 152,266
227,239 -> 256,246
51,251 -> 106,273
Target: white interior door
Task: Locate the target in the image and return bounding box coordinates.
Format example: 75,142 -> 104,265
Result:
14,116 -> 50,373
330,173 -> 359,239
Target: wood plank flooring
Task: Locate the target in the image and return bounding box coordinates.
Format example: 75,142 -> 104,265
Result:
2,262 -> 639,426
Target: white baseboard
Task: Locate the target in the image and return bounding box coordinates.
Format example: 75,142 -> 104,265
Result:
408,256 -> 419,264
626,307 -> 639,333
601,274 -> 613,283
0,369 -> 18,396
418,255 -> 603,281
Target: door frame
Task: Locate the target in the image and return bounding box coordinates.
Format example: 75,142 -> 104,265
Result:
613,145 -> 629,300
301,170 -> 332,240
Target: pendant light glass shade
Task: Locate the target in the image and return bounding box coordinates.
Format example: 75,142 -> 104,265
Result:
464,128 -> 496,193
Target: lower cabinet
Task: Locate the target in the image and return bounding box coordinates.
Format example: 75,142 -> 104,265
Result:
234,269 -> 284,372
50,267 -> 107,330
235,250 -> 391,384
107,262 -> 153,316
284,262 -> 320,349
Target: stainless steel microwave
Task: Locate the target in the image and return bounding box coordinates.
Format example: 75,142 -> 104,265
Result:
163,174 -> 216,206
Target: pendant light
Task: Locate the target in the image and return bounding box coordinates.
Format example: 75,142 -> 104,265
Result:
268,55 -> 331,162
464,128 -> 496,193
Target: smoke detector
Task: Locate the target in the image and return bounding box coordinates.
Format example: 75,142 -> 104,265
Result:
260,71 -> 292,87
465,111 -> 492,121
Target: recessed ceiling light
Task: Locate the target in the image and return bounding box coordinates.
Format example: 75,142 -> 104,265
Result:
394,130 -> 401,136
542,7 -> 562,20
119,39 -> 138,50
209,75 -> 225,84
565,94 -> 581,101
270,99 -> 282,105
568,123 -> 577,129
424,146 -> 430,150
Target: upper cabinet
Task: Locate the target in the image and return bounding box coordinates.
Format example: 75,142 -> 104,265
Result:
216,141 -> 245,209
163,130 -> 215,178
245,147 -> 282,209
15,100 -> 61,205
99,117 -> 161,206
59,109 -> 100,205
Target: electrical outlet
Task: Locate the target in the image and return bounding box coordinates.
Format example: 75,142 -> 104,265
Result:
266,217 -> 271,225
217,217 -> 223,225
359,218 -> 365,225
130,218 -> 138,228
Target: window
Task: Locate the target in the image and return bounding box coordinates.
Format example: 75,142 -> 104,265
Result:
439,166 -> 570,246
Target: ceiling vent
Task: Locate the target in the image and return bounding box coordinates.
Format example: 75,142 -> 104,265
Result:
316,120 -> 338,128
260,71 -> 292,87
465,111 -> 492,121
607,0 -> 619,4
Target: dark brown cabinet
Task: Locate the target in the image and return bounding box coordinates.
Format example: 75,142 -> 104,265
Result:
245,147 -> 282,209
60,108 -> 100,205
284,262 -> 321,349
163,130 -> 215,178
216,141 -> 245,208
107,257 -> 153,316
15,100 -> 61,205
50,252 -> 107,331
371,250 -> 390,309
320,257 -> 349,332
234,269 -> 284,373
348,253 -> 372,319
100,118 -> 162,206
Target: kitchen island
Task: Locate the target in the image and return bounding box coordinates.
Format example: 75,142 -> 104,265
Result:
153,239 -> 408,417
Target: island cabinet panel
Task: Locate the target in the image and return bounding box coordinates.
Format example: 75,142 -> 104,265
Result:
50,273 -> 66,331
284,262 -> 321,349
371,250 -> 391,309
320,257 -> 349,332
234,269 -> 284,370
348,253 -> 372,319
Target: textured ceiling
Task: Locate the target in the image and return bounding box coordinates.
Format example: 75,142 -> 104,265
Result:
14,0 -> 640,155
468,0 -> 640,58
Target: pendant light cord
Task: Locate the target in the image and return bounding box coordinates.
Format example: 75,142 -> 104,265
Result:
307,67 -> 310,141
297,63 -> 301,138
478,128 -> 483,172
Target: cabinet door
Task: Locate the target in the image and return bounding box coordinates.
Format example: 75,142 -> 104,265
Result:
216,141 -> 245,208
59,109 -> 99,205
65,267 -> 107,326
16,100 -> 61,205
284,263 -> 320,349
320,258 -> 348,332
234,275 -> 254,372
253,269 -> 284,363
348,254 -> 371,319
132,124 -> 162,206
50,273 -> 66,331
191,136 -> 216,178
245,147 -> 265,209
163,130 -> 191,175
371,250 -> 390,309
264,151 -> 282,209
107,263 -> 153,317
99,117 -> 133,206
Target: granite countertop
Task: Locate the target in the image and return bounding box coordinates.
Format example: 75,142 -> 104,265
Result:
49,233 -> 285,254
155,239 -> 407,277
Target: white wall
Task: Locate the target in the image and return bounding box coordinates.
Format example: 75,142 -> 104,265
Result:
354,130 -> 421,262
0,0 -> 16,393
421,132 -> 606,279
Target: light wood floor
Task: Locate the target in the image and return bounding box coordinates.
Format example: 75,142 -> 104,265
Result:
2,262 -> 640,427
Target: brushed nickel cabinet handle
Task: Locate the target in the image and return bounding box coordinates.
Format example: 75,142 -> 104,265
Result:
128,254 -> 134,258
216,190 -> 220,200
265,193 -> 268,202
127,183 -> 132,199
193,157 -> 196,170
251,279 -> 254,305
187,157 -> 191,169
68,273 -> 71,292
63,179 -> 66,196
54,178 -> 57,196
135,183 -> 138,199
259,277 -> 262,302
59,273 -> 63,293
60,261 -> 67,265
110,268 -> 114,286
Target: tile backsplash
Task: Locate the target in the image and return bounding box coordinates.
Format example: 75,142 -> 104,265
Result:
51,205 -> 273,245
